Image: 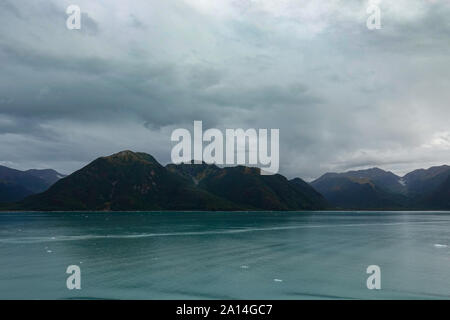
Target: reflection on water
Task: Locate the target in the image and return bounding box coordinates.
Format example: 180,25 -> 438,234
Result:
0,211 -> 450,299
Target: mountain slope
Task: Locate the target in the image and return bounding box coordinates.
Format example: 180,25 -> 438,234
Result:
403,165 -> 450,197
289,178 -> 329,209
421,175 -> 450,209
6,152 -> 448,211
13,151 -> 328,211
311,166 -> 450,210
404,165 -> 450,209
19,151 -> 239,211
25,169 -> 64,186
340,168 -> 406,194
311,168 -> 409,209
0,165 -> 64,202
0,181 -> 33,202
167,163 -> 328,210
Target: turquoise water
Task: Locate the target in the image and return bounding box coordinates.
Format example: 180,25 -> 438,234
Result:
0,211 -> 450,299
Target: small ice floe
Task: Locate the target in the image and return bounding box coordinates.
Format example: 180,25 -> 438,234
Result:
240,265 -> 249,269
51,237 -> 56,240
273,279 -> 283,282
434,244 -> 448,248
46,250 -> 53,253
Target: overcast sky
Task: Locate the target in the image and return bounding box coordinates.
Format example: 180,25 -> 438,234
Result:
0,0 -> 449,180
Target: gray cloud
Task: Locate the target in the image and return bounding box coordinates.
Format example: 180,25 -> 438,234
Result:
0,0 -> 449,179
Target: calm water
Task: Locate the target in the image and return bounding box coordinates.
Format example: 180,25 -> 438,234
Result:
0,211 -> 450,300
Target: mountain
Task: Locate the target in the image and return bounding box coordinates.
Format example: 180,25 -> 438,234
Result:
0,182 -> 32,203
421,175 -> 450,209
3,152 -> 448,211
0,165 -> 65,202
12,151 -> 327,211
167,162 -> 328,210
403,165 -> 450,209
311,169 -> 408,210
311,166 -> 450,210
403,165 -> 450,197
18,151 -> 238,211
289,178 -> 329,208
337,168 -> 406,194
25,169 -> 64,186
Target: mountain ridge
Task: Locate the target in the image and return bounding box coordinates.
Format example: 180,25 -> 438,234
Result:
5,151 -> 327,211
311,165 -> 450,210
1,153 -> 448,211
0,165 -> 65,202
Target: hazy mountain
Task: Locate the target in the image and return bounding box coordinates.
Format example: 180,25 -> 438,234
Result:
311,170 -> 408,210
12,151 -> 327,211
403,165 -> 450,209
311,166 -> 450,210
403,165 -> 450,196
338,168 -> 406,194
0,165 -> 64,203
25,169 -> 65,186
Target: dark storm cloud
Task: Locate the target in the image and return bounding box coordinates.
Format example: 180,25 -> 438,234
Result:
0,0 -> 449,178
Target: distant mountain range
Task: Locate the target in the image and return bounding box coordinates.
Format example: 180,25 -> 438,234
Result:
3,151 -> 326,211
311,166 -> 450,210
0,151 -> 448,211
0,166 -> 65,202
